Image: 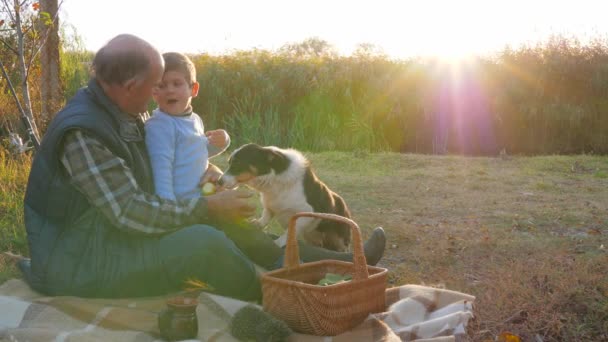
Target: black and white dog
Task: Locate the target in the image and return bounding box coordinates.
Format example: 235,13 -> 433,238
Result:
218,144 -> 352,252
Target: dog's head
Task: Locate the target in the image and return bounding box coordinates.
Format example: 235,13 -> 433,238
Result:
218,144 -> 290,189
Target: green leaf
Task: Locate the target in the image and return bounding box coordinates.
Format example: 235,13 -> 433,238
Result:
317,273 -> 352,286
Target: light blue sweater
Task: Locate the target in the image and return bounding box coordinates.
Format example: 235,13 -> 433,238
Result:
145,109 -> 228,201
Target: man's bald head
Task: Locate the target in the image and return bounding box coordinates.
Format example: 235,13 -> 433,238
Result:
93,34 -> 163,86
93,34 -> 164,114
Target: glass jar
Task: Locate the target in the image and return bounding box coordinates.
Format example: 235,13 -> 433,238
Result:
158,296 -> 198,341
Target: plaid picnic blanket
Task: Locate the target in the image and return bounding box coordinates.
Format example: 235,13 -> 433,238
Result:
0,279 -> 474,341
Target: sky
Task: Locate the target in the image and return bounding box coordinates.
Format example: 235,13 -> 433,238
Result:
60,0 -> 608,59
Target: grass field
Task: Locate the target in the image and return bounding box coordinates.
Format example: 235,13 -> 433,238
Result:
1,149 -> 607,341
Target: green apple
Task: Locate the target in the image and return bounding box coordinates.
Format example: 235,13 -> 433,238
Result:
201,182 -> 216,196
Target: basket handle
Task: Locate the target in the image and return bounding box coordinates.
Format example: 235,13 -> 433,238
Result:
284,212 -> 370,281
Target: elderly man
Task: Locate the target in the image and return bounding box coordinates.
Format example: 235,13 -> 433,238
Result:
21,34 -> 385,300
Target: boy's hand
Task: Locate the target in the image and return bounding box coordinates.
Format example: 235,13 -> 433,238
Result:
206,129 -> 229,149
200,164 -> 223,186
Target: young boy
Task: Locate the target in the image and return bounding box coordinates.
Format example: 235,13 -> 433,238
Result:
145,52 -> 229,201
146,53 -> 386,270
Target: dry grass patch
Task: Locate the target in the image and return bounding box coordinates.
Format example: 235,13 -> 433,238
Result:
306,152 -> 608,341
0,254 -> 19,284
0,149 -> 30,255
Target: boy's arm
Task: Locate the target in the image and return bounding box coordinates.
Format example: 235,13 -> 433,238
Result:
197,114 -> 230,157
200,162 -> 224,185
145,115 -> 177,200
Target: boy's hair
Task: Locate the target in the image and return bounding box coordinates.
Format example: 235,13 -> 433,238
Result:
162,52 -> 196,85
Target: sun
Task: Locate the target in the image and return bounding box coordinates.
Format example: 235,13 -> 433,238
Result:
426,42 -> 478,63
375,4 -> 499,62
379,34 -> 481,63
424,28 -> 493,61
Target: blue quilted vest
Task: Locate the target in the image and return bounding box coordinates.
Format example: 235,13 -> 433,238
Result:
23,79 -> 154,292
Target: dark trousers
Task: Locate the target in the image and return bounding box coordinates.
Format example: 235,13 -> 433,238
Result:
44,224 -> 262,301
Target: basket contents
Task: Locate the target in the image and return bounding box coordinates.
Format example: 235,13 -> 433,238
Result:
317,273 -> 352,286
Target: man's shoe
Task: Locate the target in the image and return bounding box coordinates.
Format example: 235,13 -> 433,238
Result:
363,227 -> 386,266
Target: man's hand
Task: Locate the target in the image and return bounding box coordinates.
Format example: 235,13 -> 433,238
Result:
205,189 -> 256,224
205,129 -> 229,149
200,164 -> 223,186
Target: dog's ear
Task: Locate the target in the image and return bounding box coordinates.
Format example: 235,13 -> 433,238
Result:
268,150 -> 289,173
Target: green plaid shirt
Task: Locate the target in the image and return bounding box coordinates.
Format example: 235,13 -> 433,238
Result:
60,130 -> 209,235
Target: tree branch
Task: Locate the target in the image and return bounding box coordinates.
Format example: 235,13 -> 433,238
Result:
0,37 -> 18,54
25,0 -> 63,79
1,0 -> 16,22
21,19 -> 34,34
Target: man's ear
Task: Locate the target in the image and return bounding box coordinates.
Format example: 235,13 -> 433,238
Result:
123,77 -> 138,94
191,82 -> 200,97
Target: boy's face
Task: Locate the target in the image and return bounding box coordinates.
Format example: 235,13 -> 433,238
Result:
153,70 -> 199,115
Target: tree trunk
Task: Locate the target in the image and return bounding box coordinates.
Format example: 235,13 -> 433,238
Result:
13,0 -> 40,139
39,0 -> 61,126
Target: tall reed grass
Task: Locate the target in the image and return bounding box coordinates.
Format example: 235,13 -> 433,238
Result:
189,35 -> 608,154
4,35 -> 608,154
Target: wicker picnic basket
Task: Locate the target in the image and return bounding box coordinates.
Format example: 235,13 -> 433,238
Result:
261,212 -> 388,336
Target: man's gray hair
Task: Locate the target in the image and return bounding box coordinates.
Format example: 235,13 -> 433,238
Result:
92,34 -> 157,85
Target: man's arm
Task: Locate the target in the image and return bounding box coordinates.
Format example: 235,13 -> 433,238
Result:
60,129 -> 207,234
